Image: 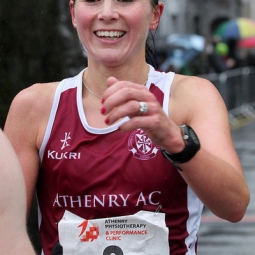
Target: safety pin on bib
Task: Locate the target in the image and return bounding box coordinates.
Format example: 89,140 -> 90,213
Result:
154,204 -> 162,216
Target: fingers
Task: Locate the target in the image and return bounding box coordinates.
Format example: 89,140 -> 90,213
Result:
100,77 -> 164,132
103,77 -> 151,104
102,85 -> 154,124
100,78 -> 174,147
102,100 -> 152,126
106,77 -> 119,88
100,78 -> 180,150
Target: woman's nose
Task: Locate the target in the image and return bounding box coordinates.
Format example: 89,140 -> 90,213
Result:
97,0 -> 119,21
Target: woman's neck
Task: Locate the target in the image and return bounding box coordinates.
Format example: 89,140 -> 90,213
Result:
84,57 -> 150,88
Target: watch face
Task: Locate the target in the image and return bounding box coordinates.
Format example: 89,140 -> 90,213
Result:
188,127 -> 200,145
161,125 -> 200,164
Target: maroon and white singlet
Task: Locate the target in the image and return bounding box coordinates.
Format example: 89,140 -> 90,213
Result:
38,65 -> 204,255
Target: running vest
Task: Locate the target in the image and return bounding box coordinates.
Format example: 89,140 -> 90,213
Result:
38,65 -> 204,255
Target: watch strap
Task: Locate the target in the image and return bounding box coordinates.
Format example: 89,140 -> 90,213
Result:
161,125 -> 200,167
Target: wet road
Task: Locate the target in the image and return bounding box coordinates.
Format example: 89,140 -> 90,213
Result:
198,120 -> 255,255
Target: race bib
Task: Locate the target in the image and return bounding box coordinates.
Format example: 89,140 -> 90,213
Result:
58,210 -> 169,255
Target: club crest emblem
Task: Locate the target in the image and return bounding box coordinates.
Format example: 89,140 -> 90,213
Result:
128,129 -> 160,160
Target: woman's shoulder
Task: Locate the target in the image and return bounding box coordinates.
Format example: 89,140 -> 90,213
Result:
16,81 -> 59,100
169,73 -> 226,123
7,82 -> 60,127
172,73 -> 213,88
12,82 -> 59,112
171,73 -> 220,99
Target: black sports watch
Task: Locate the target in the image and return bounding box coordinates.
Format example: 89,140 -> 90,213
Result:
161,125 -> 200,168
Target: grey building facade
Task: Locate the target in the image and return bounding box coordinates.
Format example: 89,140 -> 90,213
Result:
158,0 -> 242,39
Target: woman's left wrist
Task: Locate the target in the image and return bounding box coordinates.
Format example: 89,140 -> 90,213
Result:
161,125 -> 201,168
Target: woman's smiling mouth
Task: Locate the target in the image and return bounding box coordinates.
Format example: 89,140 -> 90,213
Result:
95,31 -> 126,38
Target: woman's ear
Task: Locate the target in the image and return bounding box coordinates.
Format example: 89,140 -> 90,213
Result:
150,2 -> 164,30
69,0 -> 77,28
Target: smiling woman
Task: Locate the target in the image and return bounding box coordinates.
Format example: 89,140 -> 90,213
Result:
4,0 -> 250,254
72,0 -> 160,67
71,0 -> 161,69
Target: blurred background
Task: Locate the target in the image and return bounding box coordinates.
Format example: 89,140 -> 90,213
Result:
0,0 -> 254,254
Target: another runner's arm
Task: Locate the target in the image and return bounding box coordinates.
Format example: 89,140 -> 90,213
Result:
0,130 -> 36,254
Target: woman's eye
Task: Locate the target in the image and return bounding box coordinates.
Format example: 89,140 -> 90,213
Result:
83,0 -> 133,3
85,0 -> 101,2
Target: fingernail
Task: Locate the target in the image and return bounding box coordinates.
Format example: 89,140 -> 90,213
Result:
101,98 -> 105,104
105,118 -> 110,124
101,107 -> 106,114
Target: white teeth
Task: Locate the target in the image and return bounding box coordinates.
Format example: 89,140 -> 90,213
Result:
96,31 -> 125,38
